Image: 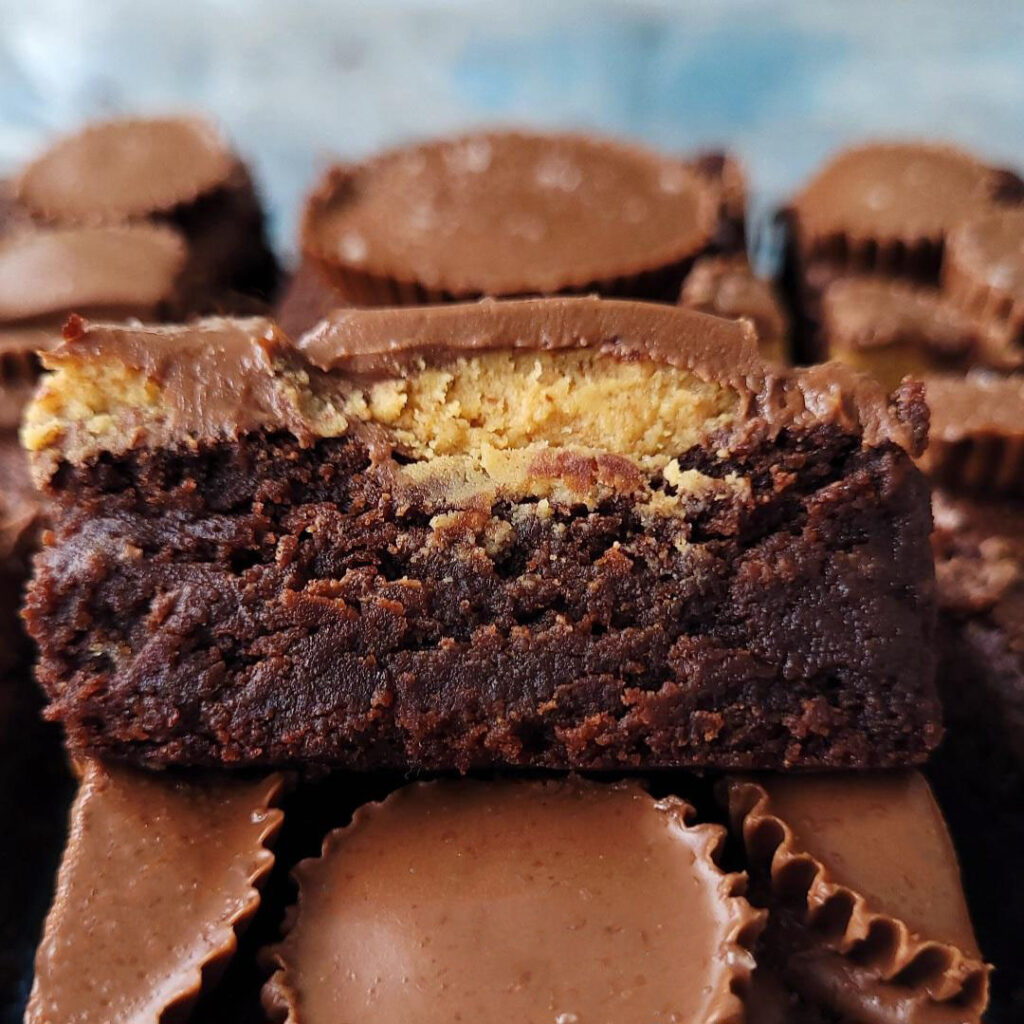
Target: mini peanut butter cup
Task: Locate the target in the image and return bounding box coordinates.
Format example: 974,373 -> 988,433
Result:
298,131 -> 734,316
789,142 -> 1016,282
26,761 -> 285,1024
725,773 -> 990,1024
818,276 -> 1016,390
919,371 -> 1024,495
679,254 -> 790,363
11,116 -> 278,305
944,206 -> 1024,347
264,778 -> 763,1024
16,117 -> 237,223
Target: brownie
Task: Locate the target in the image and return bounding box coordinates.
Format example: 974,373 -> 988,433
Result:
23,299 -> 939,771
278,132 -> 746,333
264,778 -> 761,1023
11,116 -> 278,307
780,141 -> 1023,363
678,254 -> 790,363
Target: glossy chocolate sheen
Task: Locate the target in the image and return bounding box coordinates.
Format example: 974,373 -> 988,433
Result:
791,142 -> 1008,248
303,131 -> 723,297
728,773 -> 989,1024
0,224 -> 187,323
16,116 -> 238,222
26,762 -> 284,1024
265,778 -> 760,1024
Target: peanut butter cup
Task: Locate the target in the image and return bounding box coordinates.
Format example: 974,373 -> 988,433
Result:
22,300 -> 939,771
726,773 -> 990,1024
782,142 -> 1023,361
26,761 -> 284,1024
293,131 -> 741,322
944,206 -> 1024,348
790,142 -> 1013,278
678,254 -> 790,363
919,371 -> 1024,494
12,115 -> 277,304
819,277 -> 1018,390
265,778 -> 761,1024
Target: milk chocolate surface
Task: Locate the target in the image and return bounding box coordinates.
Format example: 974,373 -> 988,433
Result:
304,132 -> 722,296
266,778 -> 759,1024
792,142 -> 1006,247
26,762 -> 283,1024
0,224 -> 187,323
16,117 -> 238,222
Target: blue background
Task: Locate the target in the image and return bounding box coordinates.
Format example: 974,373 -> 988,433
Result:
1,0 -> 1022,263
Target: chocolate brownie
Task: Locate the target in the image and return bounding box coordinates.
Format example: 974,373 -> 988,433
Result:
264,777 -> 761,1023
780,142 -> 1023,363
12,116 -> 278,306
278,132 -> 745,333
23,298 -> 939,771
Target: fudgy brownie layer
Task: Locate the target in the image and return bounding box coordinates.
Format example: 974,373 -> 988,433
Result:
27,416 -> 939,771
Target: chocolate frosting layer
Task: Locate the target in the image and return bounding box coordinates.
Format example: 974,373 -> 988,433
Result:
726,773 -> 989,1019
16,116 -> 238,222
26,300 -> 930,483
0,224 -> 187,322
303,131 -> 721,296
265,778 -> 761,1024
791,142 -> 1006,249
26,761 -> 284,1024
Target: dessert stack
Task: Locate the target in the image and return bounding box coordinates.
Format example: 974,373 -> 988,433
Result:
1,125 -> 1019,1023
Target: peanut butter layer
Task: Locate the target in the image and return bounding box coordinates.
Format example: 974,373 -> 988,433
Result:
303,131 -> 723,298
26,762 -> 284,1024
16,116 -> 238,222
265,778 -> 761,1024
25,300 -> 927,493
726,773 -> 989,1024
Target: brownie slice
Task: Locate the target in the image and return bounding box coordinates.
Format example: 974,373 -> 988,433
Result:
23,298 -> 939,771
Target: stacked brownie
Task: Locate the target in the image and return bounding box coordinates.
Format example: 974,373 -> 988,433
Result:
8,124 -> 1007,1024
